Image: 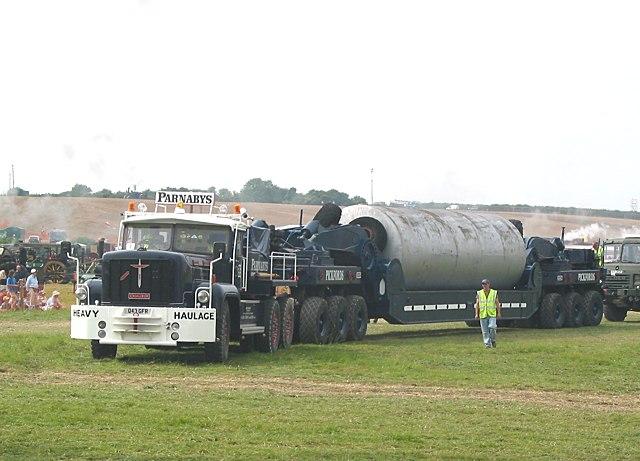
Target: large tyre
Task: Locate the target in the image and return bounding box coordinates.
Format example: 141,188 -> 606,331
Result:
299,297 -> 331,344
604,303 -> 627,322
583,291 -> 604,326
538,292 -> 566,329
204,300 -> 230,362
346,295 -> 368,341
327,295 -> 349,343
91,340 -> 117,359
256,298 -> 281,353
278,297 -> 295,349
563,291 -> 586,327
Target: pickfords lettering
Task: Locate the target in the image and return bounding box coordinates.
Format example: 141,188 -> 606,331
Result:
73,309 -> 99,318
174,311 -> 215,320
325,270 -> 345,281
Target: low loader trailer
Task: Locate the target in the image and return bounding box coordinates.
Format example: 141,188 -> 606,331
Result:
70,192 -> 604,362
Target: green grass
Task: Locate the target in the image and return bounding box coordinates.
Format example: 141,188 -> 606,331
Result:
1,383 -> 639,460
2,285 -> 640,460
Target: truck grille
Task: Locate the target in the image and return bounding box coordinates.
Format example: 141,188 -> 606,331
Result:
605,274 -> 630,289
105,259 -> 174,305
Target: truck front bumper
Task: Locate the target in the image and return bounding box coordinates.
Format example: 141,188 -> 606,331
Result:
70,305 -> 217,345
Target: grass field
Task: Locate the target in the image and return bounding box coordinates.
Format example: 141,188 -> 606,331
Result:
1,284 -> 640,460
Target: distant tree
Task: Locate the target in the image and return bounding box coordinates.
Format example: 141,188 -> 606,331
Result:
70,184 -> 92,197
139,189 -> 155,200
350,195 -> 367,205
0,232 -> 15,244
7,187 -> 29,196
93,188 -> 115,198
303,189 -> 351,205
240,178 -> 278,202
217,188 -> 239,202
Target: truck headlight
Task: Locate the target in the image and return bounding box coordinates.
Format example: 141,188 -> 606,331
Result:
197,290 -> 210,304
75,287 -> 88,301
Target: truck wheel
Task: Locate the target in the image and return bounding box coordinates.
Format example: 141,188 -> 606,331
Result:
563,291 -> 586,327
299,296 -> 331,344
278,297 -> 295,349
91,340 -> 117,359
583,291 -> 604,326
538,292 -> 565,329
604,303 -> 627,322
346,295 -> 368,341
327,295 -> 349,343
204,300 -> 230,362
256,298 -> 281,353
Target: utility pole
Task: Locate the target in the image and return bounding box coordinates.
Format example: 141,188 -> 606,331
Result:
370,168 -> 374,205
11,164 -> 15,189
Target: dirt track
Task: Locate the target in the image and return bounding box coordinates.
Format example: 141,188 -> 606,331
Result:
2,196 -> 639,244
3,370 -> 638,413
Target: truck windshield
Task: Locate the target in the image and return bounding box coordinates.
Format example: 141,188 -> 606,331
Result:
621,244 -> 640,263
124,225 -> 172,251
174,225 -> 229,255
604,244 -> 621,263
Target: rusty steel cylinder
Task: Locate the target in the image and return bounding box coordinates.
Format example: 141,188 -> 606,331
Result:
340,205 -> 526,290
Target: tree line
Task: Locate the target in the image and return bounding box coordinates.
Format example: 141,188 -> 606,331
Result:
8,178 -> 367,206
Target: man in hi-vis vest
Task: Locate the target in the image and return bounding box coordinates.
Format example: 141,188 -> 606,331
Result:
475,279 -> 501,348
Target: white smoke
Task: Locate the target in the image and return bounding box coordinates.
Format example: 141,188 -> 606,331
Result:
564,222 -> 640,242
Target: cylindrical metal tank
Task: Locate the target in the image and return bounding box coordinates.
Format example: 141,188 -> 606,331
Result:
340,205 -> 526,290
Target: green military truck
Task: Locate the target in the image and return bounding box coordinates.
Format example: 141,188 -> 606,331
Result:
602,237 -> 640,321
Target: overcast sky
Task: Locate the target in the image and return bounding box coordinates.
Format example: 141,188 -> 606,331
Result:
1,1 -> 638,210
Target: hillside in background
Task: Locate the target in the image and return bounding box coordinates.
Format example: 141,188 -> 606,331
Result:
1,196 -> 639,245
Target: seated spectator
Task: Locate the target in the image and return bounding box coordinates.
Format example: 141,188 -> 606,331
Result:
44,290 -> 63,310
35,289 -> 47,309
0,269 -> 6,290
1,294 -> 12,310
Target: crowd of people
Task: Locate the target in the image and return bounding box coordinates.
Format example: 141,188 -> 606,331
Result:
0,266 -> 63,311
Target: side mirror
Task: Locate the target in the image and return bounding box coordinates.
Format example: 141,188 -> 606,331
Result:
213,242 -> 226,260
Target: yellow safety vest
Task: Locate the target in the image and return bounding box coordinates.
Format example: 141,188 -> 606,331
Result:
595,247 -> 604,267
477,289 -> 497,319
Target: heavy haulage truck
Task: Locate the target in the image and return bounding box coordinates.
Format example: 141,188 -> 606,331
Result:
70,192 -> 605,362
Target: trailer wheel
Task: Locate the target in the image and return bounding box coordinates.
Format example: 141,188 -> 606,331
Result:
204,300 -> 230,362
278,297 -> 295,349
583,291 -> 604,326
604,303 -> 627,322
327,295 -> 349,343
299,296 -> 331,344
91,340 -> 117,359
538,292 -> 565,328
563,291 -> 586,327
256,298 -> 281,353
346,295 -> 368,341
